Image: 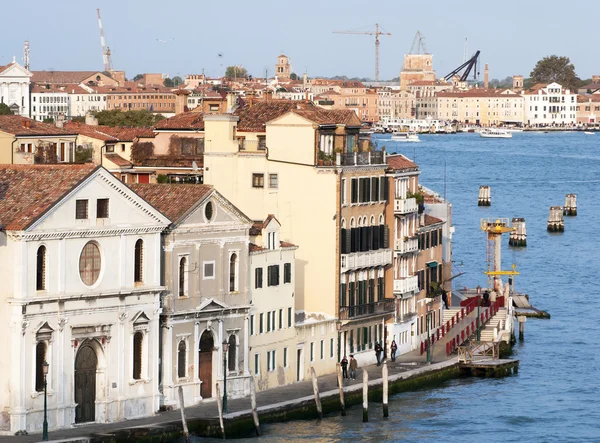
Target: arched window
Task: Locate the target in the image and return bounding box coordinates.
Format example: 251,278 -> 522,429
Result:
229,253 -> 238,292
35,342 -> 47,392
133,332 -> 143,380
177,341 -> 187,378
134,239 -> 143,283
228,335 -> 236,372
36,246 -> 46,291
79,242 -> 101,286
179,257 -> 187,297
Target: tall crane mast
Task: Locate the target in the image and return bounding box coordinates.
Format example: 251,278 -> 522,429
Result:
333,23 -> 391,81
97,8 -> 112,72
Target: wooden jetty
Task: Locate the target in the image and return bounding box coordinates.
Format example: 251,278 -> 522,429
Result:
457,341 -> 519,378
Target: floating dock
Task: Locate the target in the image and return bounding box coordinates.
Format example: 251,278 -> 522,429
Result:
460,358 -> 519,377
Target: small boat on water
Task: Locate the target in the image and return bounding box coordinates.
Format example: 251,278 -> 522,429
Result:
480,129 -> 512,139
584,131 -> 595,135
391,132 -> 420,142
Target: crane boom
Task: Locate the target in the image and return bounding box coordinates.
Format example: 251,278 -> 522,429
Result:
97,8 -> 111,72
333,23 -> 391,81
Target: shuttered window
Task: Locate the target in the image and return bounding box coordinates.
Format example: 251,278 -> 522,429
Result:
267,265 -> 280,286
35,342 -> 46,392
284,263 -> 292,283
177,341 -> 186,378
288,307 -> 292,327
351,178 -> 358,203
340,282 -> 347,307
133,332 -> 143,380
76,199 -> 88,219
97,198 -> 109,218
134,239 -> 143,283
255,267 -> 263,289
36,246 -> 46,291
228,335 -> 236,371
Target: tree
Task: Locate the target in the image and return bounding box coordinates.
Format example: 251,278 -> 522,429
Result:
530,55 -> 580,92
0,103 -> 13,115
290,72 -> 298,80
92,109 -> 164,127
133,74 -> 144,81
163,77 -> 174,87
172,76 -> 183,87
225,65 -> 248,79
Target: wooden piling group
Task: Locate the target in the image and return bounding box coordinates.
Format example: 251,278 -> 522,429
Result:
563,194 -> 577,216
547,206 -> 564,232
509,217 -> 527,247
478,186 -> 491,206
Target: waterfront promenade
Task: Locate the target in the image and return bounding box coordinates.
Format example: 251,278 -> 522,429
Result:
1,311 -> 482,443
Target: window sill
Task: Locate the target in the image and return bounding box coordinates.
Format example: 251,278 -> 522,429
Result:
129,378 -> 151,386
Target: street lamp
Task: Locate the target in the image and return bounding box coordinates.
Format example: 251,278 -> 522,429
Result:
42,361 -> 49,441
222,340 -> 229,414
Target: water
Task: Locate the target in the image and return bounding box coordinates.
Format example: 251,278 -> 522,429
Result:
207,132 -> 600,442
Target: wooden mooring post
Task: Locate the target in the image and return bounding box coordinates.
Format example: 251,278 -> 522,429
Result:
362,370 -> 369,422
547,206 -> 564,232
249,376 -> 261,436
215,383 -> 226,439
518,315 -> 526,341
311,367 -> 323,420
336,363 -> 346,416
509,217 -> 527,247
177,385 -> 190,443
478,185 -> 491,206
563,194 -> 577,216
382,360 -> 389,418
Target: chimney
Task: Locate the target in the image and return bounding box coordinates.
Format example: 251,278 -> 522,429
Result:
85,113 -> 99,126
305,90 -> 310,103
174,89 -> 191,115
484,63 -> 489,89
55,114 -> 65,128
226,92 -> 237,113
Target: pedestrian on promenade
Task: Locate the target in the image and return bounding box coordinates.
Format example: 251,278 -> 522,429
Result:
441,289 -> 449,309
341,355 -> 349,378
375,342 -> 383,366
390,340 -> 398,362
349,355 -> 358,380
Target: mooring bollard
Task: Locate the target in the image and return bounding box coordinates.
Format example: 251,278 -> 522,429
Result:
250,376 -> 261,436
563,194 -> 577,216
362,369 -> 369,422
547,206 -> 565,232
178,385 -> 190,443
478,185 -> 491,206
311,367 -> 323,420
509,217 -> 527,247
215,383 -> 225,439
336,363 -> 346,416
518,315 -> 526,341
382,360 -> 389,418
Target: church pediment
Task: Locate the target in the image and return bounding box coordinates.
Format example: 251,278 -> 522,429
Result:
0,62 -> 32,78
131,311 -> 150,325
196,298 -> 229,312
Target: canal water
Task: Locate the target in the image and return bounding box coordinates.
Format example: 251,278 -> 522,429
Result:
204,132 -> 600,442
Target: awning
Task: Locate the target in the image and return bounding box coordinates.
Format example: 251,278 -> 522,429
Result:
426,261 -> 438,268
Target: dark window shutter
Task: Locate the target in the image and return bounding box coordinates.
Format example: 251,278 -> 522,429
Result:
345,228 -> 352,253
351,178 -> 358,203
351,228 -> 357,252
379,177 -> 385,200
372,177 -> 379,202
133,332 -> 143,380
361,227 -> 368,251
177,341 -> 186,378
383,177 -> 389,201
365,178 -> 371,202
340,283 -> 347,307
373,225 -> 380,250
383,225 -> 389,248
379,225 -> 385,248
340,229 -> 347,254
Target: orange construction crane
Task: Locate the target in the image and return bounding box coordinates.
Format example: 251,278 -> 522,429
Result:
333,23 -> 391,81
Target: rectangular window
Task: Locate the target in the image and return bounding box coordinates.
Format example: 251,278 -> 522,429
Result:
260,313 -> 264,334
252,173 -> 264,188
351,178 -> 358,203
341,178 -> 346,205
310,342 -> 314,362
267,312 -> 271,332
250,315 -> 255,335
267,350 -> 276,372
255,267 -> 263,288
254,354 -> 259,375
320,340 -> 324,360
269,173 -> 278,189
268,265 -> 280,286
283,347 -> 288,367
284,263 -> 292,283
279,309 -> 283,329
330,338 -> 334,358
76,200 -> 88,219
203,261 -> 215,279
288,307 -> 292,327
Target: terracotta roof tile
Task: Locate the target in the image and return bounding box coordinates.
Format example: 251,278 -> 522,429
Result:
63,122 -> 117,141
129,183 -> 213,223
293,108 -> 360,126
95,126 -> 156,141
31,71 -> 101,84
249,243 -> 265,252
423,214 -> 444,227
386,154 -> 418,171
104,153 -> 133,167
0,116 -> 77,136
31,84 -> 92,94
154,112 -> 205,130
280,241 -> 297,248
0,164 -> 97,231
234,100 -> 303,132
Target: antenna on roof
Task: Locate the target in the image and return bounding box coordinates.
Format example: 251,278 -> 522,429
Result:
23,41 -> 30,71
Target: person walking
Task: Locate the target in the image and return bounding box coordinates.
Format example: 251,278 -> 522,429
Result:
341,355 -> 349,379
390,340 -> 398,362
441,288 -> 449,309
375,342 -> 383,366
349,355 -> 358,380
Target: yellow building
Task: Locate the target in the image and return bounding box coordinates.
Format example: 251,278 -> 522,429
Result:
203,100 -> 394,372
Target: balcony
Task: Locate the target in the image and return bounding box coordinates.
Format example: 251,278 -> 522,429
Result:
339,151 -> 385,166
394,197 -> 418,214
393,275 -> 419,294
395,236 -> 418,254
339,299 -> 396,321
341,249 -> 392,273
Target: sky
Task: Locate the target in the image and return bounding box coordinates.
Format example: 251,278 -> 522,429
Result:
2,0 -> 598,82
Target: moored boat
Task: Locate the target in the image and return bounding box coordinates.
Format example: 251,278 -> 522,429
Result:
391,132 -> 420,142
480,129 -> 512,139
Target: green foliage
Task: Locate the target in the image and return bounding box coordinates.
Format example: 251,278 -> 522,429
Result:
133,74 -> 144,81
71,116 -> 85,123
75,145 -> 93,163
130,141 -> 155,164
163,78 -> 174,87
92,109 -> 164,127
225,65 -> 248,79
290,72 -> 298,80
156,174 -> 169,184
42,118 -> 54,124
530,55 -> 580,91
0,103 -> 13,115
164,76 -> 183,87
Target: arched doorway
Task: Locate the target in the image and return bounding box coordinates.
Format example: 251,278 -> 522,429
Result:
74,345 -> 98,423
199,331 -> 214,399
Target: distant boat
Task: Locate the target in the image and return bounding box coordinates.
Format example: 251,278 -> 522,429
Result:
480,129 -> 512,139
584,131 -> 595,135
391,132 -> 420,142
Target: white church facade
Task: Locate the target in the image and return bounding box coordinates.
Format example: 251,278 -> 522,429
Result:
0,59 -> 32,117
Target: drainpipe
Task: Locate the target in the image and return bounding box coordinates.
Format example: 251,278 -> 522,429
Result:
100,143 -> 106,167
11,139 -> 17,164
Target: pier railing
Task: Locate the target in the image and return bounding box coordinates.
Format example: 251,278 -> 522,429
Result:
458,341 -> 499,363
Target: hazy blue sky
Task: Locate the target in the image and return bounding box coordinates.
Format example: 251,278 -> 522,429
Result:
2,0 -> 598,81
